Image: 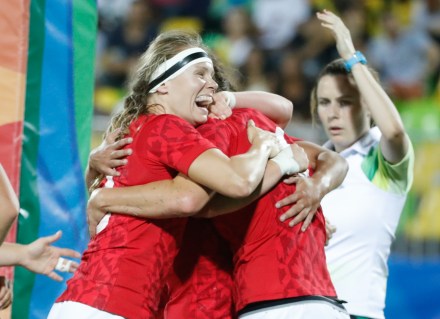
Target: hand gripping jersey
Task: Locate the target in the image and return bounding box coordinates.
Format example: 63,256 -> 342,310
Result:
164,108 -> 337,316
56,114 -> 216,319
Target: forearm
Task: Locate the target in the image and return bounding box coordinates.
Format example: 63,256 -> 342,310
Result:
352,64 -> 406,139
198,161 -> 282,218
309,150 -> 348,198
90,176 -> 213,219
234,91 -> 293,128
224,142 -> 273,197
0,243 -> 25,266
188,141 -> 272,198
0,165 -> 19,244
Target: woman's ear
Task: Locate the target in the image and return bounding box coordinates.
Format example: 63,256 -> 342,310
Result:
156,83 -> 168,94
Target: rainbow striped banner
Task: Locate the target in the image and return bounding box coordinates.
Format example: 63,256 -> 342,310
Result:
1,0 -> 97,318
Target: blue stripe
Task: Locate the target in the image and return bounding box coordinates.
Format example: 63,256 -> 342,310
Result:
29,0 -> 88,317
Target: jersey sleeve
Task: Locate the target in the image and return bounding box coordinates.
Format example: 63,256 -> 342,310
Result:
361,140 -> 415,194
141,115 -> 217,175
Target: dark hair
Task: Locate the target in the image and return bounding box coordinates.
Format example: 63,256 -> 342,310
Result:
310,58 -> 380,124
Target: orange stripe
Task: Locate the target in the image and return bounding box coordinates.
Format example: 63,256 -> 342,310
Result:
0,0 -> 30,73
0,67 -> 26,126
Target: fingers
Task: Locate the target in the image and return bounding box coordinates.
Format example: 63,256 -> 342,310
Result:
301,211 -> 315,232
105,128 -> 120,144
47,271 -> 63,282
288,206 -> 310,227
55,257 -> 78,274
282,176 -> 299,184
246,119 -> 257,142
113,137 -> 133,151
0,277 -> 12,309
41,230 -> 62,245
325,220 -> 337,245
276,193 -> 299,209
55,248 -> 81,259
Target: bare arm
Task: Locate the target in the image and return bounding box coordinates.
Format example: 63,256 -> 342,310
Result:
0,164 -> 19,245
210,91 -> 293,128
87,144 -> 303,236
234,91 -> 293,128
0,231 -> 80,281
197,143 -> 309,218
318,10 -> 410,163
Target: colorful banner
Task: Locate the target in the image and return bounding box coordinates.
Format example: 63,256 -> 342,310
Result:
2,0 -> 98,318
0,0 -> 29,268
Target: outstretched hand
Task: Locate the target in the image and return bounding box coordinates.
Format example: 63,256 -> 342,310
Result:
276,175 -> 322,230
89,129 -> 133,177
316,9 -> 355,60
20,231 -> 81,282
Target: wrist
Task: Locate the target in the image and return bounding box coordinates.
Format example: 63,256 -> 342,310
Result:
270,147 -> 300,176
16,244 -> 29,267
343,51 -> 367,72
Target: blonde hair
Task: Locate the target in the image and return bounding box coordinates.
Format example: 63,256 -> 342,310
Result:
90,31 -> 210,192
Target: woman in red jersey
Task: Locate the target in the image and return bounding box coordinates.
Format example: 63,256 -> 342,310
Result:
48,31 -> 302,319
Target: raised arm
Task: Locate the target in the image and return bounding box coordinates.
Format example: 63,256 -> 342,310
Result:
0,164 -> 19,244
317,10 -> 410,163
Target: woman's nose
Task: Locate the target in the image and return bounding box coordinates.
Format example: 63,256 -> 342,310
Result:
207,76 -> 218,91
327,103 -> 340,118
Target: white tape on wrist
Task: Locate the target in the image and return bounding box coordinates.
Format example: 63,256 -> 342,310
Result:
275,127 -> 289,149
270,146 -> 300,175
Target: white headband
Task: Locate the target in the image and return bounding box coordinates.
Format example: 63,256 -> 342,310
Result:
148,47 -> 213,93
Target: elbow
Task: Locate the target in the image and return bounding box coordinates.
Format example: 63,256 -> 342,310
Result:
176,193 -> 208,216
278,99 -> 293,128
225,179 -> 254,198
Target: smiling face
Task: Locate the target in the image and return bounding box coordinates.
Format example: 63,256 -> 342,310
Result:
160,61 -> 218,126
316,74 -> 370,152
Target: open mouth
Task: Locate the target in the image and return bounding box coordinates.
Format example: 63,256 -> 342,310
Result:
195,95 -> 213,108
329,126 -> 342,134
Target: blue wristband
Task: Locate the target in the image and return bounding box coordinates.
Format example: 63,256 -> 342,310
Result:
343,51 -> 367,72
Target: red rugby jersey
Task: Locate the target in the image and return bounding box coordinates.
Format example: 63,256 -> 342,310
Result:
199,108 -> 337,312
57,114 -> 216,319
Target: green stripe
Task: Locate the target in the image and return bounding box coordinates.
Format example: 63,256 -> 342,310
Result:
13,0 -> 46,318
73,0 -> 97,173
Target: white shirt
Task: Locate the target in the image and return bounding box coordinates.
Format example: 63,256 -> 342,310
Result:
323,127 -> 414,318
